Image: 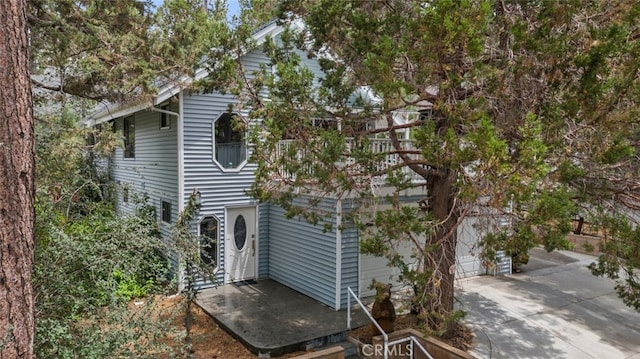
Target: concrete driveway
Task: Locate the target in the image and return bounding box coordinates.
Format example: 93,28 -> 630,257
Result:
456,248 -> 640,359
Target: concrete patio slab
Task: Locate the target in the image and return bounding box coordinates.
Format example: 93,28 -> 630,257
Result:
457,249 -> 640,359
196,279 -> 369,357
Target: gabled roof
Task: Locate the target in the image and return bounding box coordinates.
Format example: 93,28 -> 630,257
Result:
84,20 -> 300,126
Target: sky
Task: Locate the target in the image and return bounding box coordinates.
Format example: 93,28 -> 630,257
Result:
152,0 -> 241,21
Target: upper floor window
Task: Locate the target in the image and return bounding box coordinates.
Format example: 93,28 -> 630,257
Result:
123,116 -> 135,158
160,104 -> 171,129
213,113 -> 246,170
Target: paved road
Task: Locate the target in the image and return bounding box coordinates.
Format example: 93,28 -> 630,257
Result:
456,249 -> 640,359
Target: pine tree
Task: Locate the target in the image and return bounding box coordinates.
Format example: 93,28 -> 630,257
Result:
0,0 -> 35,356
224,0 -> 640,334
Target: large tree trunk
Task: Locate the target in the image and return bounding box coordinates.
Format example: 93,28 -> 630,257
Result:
418,170 -> 459,335
0,0 -> 35,357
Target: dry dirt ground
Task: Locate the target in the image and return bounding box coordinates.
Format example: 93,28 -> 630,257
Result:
152,294 -> 304,358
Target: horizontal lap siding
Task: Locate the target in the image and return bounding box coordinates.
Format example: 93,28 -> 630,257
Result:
182,49 -> 266,287
340,223 -> 359,308
268,204 -> 337,308
257,45 -> 339,305
110,108 -> 178,242
258,203 -> 269,278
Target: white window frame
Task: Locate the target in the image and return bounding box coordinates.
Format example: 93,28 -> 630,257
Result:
161,200 -> 172,224
198,215 -> 220,272
212,112 -> 248,172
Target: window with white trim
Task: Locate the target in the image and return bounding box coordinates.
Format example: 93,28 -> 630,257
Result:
161,201 -> 171,223
199,216 -> 219,269
213,113 -> 246,170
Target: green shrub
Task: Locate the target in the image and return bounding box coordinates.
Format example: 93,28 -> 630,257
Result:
113,270 -> 155,300
34,199 -> 171,357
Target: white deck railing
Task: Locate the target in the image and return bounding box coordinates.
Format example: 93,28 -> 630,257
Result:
275,138 -> 425,184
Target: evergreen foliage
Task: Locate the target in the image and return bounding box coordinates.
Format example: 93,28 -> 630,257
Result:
33,105 -> 175,357
28,0 -> 228,102
18,0 -> 640,352
216,0 -> 640,334
168,191 -> 219,357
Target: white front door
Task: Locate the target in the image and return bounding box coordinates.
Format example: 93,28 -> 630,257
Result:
226,206 -> 257,282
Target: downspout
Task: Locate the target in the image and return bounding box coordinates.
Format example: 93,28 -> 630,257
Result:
335,117 -> 343,310
178,91 -> 185,212
335,199 -> 342,310
149,92 -> 184,212
150,105 -> 180,118
150,93 -> 185,291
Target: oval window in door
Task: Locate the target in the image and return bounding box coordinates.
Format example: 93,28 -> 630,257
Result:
234,215 -> 247,250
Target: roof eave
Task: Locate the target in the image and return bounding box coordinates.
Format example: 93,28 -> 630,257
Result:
84,20 -> 291,126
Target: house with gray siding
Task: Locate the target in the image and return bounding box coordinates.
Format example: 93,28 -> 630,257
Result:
85,21 -> 485,311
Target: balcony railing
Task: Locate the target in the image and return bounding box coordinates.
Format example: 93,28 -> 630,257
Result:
274,137 -> 426,185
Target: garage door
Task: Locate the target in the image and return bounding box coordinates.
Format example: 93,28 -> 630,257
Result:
456,216 -> 485,278
359,216 -> 485,298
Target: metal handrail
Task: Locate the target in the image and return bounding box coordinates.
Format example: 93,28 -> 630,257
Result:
347,286 -> 434,359
388,336 -> 434,359
410,336 -> 433,359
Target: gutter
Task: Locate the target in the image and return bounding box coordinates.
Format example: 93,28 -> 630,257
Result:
148,94 -> 184,213
335,199 -> 342,310
150,94 -> 185,292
